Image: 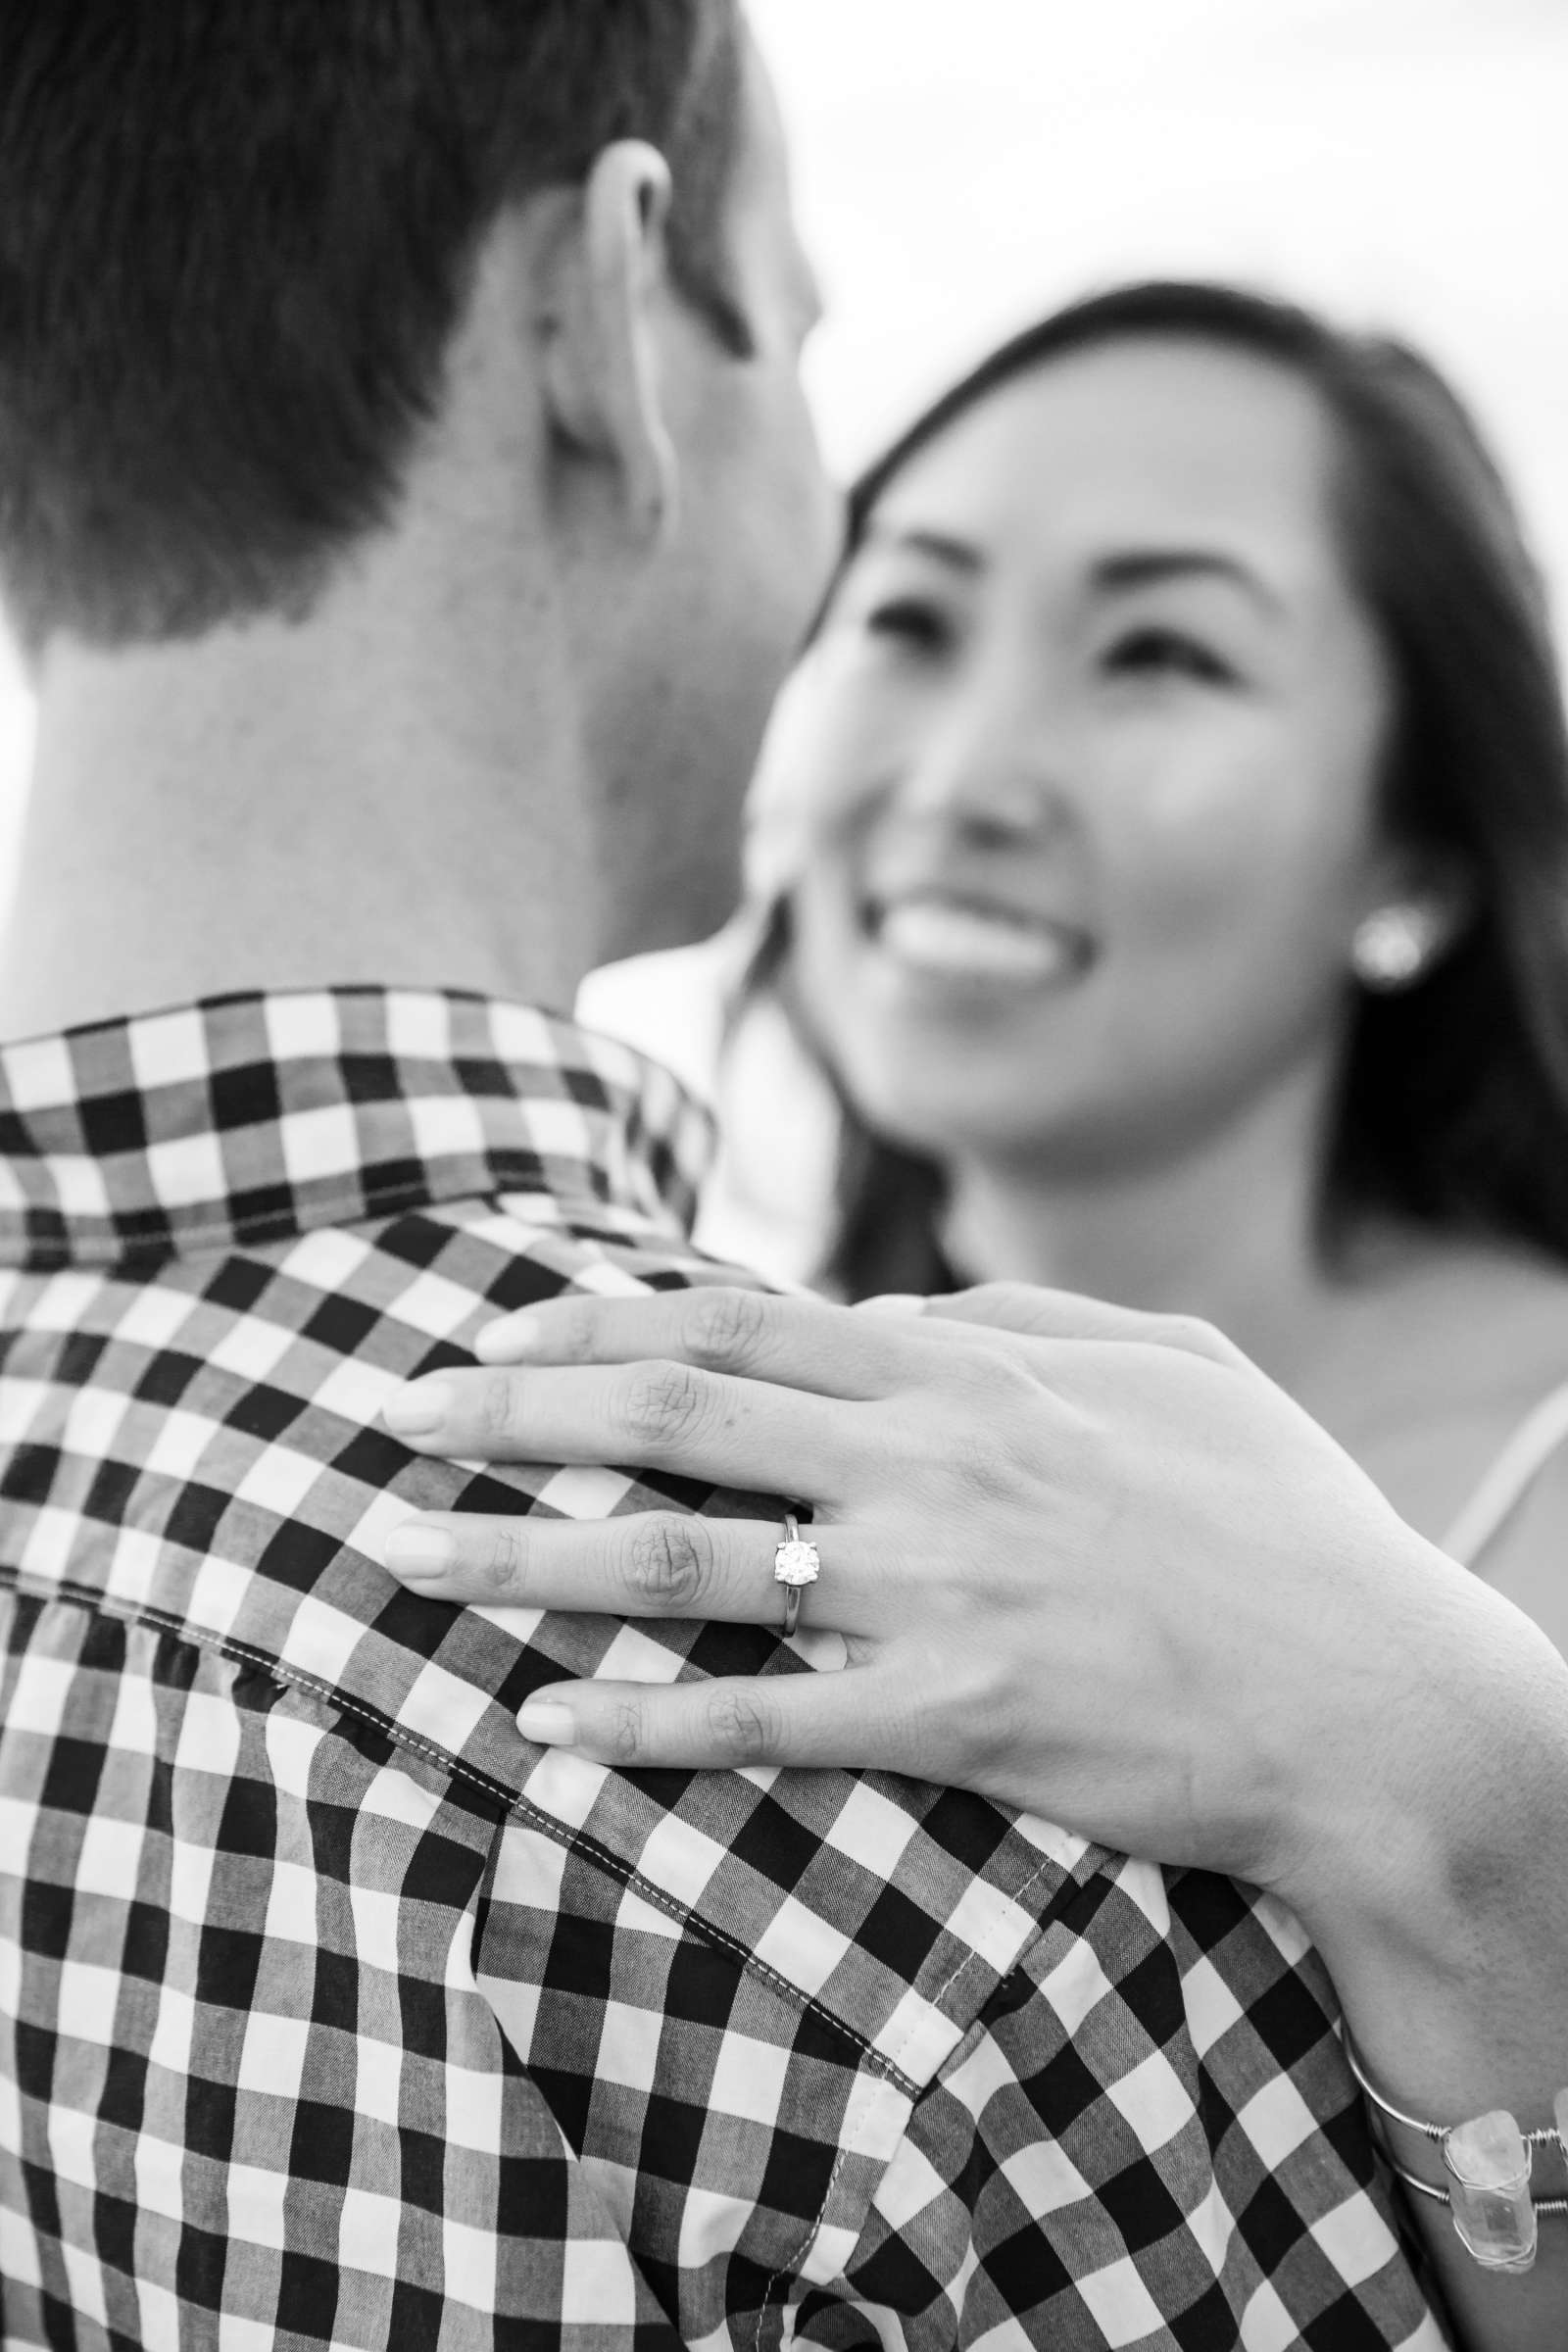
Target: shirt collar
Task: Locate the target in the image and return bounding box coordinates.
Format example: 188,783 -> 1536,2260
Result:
0,987 -> 714,1269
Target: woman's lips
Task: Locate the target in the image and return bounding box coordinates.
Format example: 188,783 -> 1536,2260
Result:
867,895 -> 1095,991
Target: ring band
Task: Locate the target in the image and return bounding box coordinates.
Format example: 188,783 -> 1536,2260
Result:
773,1511 -> 820,1640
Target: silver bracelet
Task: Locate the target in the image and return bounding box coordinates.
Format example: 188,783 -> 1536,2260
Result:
1344,2034 -> 1568,2273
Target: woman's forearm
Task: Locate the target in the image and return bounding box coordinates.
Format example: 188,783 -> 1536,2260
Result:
1282,1588 -> 1568,2350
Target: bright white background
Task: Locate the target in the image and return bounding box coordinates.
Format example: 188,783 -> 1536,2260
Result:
2,0 -> 1566,934
751,0 -> 1568,574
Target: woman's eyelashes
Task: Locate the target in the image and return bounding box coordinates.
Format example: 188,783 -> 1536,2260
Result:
860,593 -> 954,655
1102,623 -> 1240,686
842,587 -> 1244,690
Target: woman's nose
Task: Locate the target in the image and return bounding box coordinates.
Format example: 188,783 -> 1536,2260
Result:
895,695 -> 1069,841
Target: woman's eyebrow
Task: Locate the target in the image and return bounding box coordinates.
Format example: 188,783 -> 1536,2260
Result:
1091,549 -> 1283,612
863,522 -> 984,574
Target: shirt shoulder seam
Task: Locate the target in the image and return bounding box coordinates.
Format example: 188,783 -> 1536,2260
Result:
1,1564 -> 927,2098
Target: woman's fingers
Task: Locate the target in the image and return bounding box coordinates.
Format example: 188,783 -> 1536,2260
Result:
386,1509 -> 876,1634
470,1284 -> 949,1398
515,1664 -> 893,1774
381,1356 -> 864,1496
921,1283 -> 1246,1366
466,1281 -> 1242,1409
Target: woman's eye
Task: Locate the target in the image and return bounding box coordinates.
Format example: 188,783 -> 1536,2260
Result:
1103,626 -> 1236,684
861,597 -> 951,654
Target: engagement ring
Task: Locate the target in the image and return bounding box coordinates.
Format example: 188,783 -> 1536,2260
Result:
773,1513 -> 820,1640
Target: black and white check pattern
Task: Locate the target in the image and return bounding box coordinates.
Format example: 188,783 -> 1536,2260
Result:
0,989 -> 1446,2347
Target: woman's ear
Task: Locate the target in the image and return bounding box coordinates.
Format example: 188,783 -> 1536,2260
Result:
536,140 -> 679,543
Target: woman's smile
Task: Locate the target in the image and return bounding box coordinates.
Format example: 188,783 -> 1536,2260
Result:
860,886 -> 1097,1003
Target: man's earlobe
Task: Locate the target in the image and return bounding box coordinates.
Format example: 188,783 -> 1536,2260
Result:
539,141 -> 679,543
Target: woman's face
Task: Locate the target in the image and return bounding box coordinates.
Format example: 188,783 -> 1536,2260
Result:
773,335 -> 1399,1172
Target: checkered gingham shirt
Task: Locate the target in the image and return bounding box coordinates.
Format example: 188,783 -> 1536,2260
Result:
0,988 -> 1445,2350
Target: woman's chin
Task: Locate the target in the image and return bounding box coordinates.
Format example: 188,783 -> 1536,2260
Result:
853,1056 -> 1077,1165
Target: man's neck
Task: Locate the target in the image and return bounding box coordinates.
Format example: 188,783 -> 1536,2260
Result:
0,581 -> 601,1041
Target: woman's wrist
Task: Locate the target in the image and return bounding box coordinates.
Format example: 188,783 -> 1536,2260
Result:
1279,1563 -> 1568,2116
1292,1598 -> 1568,2347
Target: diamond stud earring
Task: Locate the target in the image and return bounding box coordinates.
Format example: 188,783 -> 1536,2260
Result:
1351,905 -> 1436,992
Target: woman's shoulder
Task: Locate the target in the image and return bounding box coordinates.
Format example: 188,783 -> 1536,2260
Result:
1475,1435 -> 1568,1652
1316,1230 -> 1568,1554
1355,1227 -> 1568,1395
1413,1242 -> 1568,1640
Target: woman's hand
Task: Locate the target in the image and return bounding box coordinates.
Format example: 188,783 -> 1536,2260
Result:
381,1285 -> 1568,2350
378,1281 -> 1553,1920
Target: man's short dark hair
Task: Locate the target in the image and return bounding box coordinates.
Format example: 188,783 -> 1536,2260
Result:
0,1 -> 747,653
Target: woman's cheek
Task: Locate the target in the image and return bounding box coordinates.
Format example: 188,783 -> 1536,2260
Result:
792,858 -> 862,1015
1106,725 -> 1316,948
769,695 -> 906,849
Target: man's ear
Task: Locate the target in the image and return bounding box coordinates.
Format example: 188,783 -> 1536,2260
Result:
538,141 -> 680,542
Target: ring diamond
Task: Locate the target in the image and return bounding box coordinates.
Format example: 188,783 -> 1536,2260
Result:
773,1513 -> 819,1639
773,1527 -> 820,1590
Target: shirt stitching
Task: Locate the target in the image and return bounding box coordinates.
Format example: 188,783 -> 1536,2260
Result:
0,1562 -> 925,2100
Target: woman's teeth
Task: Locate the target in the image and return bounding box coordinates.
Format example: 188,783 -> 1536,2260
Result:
875,899 -> 1082,985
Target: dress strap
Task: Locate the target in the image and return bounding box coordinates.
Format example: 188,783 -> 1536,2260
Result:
1440,1377 -> 1568,1570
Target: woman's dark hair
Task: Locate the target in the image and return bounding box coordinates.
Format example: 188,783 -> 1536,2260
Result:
752,278 -> 1568,1298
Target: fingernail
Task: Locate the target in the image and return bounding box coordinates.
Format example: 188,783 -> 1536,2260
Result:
385,1523 -> 456,1577
475,1314 -> 543,1364
518,1700 -> 578,1747
857,1294 -> 926,1316
381,1379 -> 454,1437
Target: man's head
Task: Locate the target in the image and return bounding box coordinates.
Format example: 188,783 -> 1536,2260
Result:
0,2 -> 836,959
